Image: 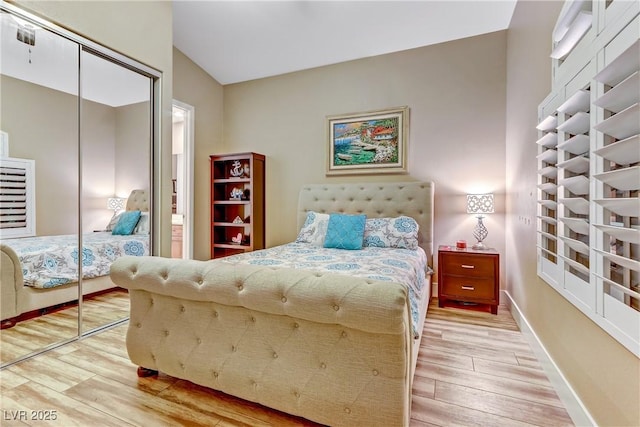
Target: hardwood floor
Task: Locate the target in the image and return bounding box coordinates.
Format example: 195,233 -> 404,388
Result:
1,289 -> 130,365
0,299 -> 574,426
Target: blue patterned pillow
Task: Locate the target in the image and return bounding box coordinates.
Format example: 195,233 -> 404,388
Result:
363,216 -> 419,249
296,211 -> 330,246
112,210 -> 141,235
323,213 -> 366,250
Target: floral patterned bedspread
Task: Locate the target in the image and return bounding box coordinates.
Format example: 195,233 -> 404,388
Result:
220,243 -> 430,337
6,232 -> 149,289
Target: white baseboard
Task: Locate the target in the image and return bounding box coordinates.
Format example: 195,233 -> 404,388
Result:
502,290 -> 596,427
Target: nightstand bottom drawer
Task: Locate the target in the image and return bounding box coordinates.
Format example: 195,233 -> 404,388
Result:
441,276 -> 496,300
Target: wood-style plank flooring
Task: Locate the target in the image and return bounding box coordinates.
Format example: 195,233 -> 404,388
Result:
0,298 -> 574,426
1,289 -> 130,365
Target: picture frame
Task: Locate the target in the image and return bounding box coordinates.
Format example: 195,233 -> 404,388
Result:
326,106 -> 409,176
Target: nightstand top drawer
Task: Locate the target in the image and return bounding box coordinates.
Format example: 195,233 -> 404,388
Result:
439,250 -> 498,278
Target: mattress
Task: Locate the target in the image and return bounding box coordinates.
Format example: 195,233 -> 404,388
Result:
220,242 -> 430,337
6,232 -> 149,288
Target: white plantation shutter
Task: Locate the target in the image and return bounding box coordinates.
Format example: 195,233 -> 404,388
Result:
0,157 -> 35,238
537,1 -> 639,356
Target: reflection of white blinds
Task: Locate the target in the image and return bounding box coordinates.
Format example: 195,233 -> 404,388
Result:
0,158 -> 35,238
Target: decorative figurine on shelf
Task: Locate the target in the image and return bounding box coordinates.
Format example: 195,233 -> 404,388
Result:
243,163 -> 250,178
231,232 -> 243,244
230,160 -> 243,178
242,189 -> 250,200
230,188 -> 244,199
232,216 -> 244,224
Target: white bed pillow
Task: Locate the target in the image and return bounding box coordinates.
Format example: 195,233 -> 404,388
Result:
106,213 -> 122,232
363,216 -> 419,249
134,212 -> 150,234
295,211 -> 329,246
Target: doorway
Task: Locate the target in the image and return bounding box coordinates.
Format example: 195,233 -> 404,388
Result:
171,100 -> 194,259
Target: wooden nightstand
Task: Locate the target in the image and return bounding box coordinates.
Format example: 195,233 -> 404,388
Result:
438,245 -> 500,314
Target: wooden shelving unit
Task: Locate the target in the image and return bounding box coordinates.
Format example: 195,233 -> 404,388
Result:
210,152 -> 265,259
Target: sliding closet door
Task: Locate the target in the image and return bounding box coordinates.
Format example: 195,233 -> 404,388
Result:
0,10 -> 81,364
79,49 -> 152,334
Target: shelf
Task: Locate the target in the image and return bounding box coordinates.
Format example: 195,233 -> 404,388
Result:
593,135 -> 640,166
210,152 -> 266,259
559,236 -> 590,256
593,224 -> 640,244
594,248 -> 640,272
538,182 -> 557,195
214,243 -> 250,250
213,200 -> 251,205
558,89 -> 591,115
538,166 -> 557,178
560,217 -> 590,235
594,40 -> 640,87
594,198 -> 640,217
559,175 -> 590,195
594,103 -> 640,140
537,115 -> 557,132
559,197 -> 590,215
537,149 -> 558,164
557,111 -> 590,135
594,71 -> 640,113
557,134 -> 590,155
213,221 -> 251,227
593,166 -> 640,191
536,132 -> 558,148
538,199 -> 558,210
556,155 -> 589,173
213,177 -> 251,184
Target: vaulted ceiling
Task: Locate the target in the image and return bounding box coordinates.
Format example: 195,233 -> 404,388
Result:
173,1 -> 518,85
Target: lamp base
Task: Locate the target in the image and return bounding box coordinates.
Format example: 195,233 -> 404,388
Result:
472,242 -> 488,250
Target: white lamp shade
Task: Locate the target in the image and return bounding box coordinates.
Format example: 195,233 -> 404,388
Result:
107,197 -> 126,211
467,194 -> 494,215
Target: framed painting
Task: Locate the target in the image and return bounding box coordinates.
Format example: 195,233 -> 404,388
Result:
326,106 -> 408,176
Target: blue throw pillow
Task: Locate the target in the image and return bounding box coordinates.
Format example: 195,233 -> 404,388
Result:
112,210 -> 141,235
323,213 -> 366,250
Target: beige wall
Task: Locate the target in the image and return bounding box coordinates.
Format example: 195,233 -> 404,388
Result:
505,1 -> 639,426
14,0 -> 174,255
172,47 -> 224,260
1,76 -> 152,235
223,31 -> 508,280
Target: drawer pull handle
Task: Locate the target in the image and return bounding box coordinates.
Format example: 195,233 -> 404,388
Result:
461,264 -> 475,269
461,286 -> 475,291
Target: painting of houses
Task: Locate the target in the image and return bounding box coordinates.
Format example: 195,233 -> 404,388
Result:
326,106 -> 408,175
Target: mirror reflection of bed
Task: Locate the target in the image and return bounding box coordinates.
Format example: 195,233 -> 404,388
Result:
0,9 -> 155,366
0,190 -> 150,365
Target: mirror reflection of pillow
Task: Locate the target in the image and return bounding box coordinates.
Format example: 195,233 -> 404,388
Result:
134,212 -> 150,234
112,210 -> 142,235
106,213 -> 122,231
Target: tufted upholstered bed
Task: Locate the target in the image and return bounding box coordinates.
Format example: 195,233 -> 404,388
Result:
0,190 -> 149,328
109,181 -> 434,426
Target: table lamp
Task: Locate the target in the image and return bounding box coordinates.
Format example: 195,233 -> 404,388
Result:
107,197 -> 126,218
466,193 -> 494,250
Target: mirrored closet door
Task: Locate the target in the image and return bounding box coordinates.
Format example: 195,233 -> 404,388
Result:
0,9 -> 81,365
80,49 -> 153,334
0,4 -> 158,367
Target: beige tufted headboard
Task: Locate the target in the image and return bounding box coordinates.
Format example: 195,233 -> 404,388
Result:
297,181 -> 435,264
125,189 -> 149,212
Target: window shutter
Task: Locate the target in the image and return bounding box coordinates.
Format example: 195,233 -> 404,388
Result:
0,157 -> 35,238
